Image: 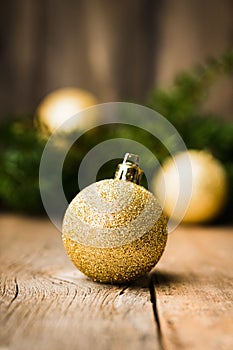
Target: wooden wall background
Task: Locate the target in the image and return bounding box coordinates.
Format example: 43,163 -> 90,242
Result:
0,0 -> 232,119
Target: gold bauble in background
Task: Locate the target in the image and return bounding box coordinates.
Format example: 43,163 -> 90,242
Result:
62,179 -> 167,284
35,87 -> 99,134
153,150 -> 228,224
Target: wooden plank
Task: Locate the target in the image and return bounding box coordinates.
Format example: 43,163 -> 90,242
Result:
1,215 -> 233,350
152,226 -> 233,350
0,215 -> 160,350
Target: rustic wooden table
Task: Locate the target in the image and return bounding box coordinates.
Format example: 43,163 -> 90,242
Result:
0,214 -> 232,350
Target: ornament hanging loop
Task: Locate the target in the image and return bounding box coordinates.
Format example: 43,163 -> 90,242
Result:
114,153 -> 143,185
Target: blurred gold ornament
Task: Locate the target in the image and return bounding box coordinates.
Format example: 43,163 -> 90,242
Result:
35,87 -> 99,134
153,150 -> 228,224
62,153 -> 167,284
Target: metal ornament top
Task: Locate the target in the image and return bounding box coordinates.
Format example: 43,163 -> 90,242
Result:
114,153 -> 144,185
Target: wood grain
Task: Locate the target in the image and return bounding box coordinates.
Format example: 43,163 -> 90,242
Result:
0,215 -> 233,350
0,215 -> 159,350
153,226 -> 233,350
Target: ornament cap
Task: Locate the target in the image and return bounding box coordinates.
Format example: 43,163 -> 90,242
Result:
114,153 -> 143,184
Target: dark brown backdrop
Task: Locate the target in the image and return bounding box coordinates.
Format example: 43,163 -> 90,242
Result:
0,0 -> 232,119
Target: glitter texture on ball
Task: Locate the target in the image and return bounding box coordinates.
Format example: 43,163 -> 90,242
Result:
62,154 -> 167,284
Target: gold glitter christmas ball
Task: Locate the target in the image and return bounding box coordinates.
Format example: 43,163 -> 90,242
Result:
35,87 -> 98,135
153,150 -> 228,223
62,154 -> 167,284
